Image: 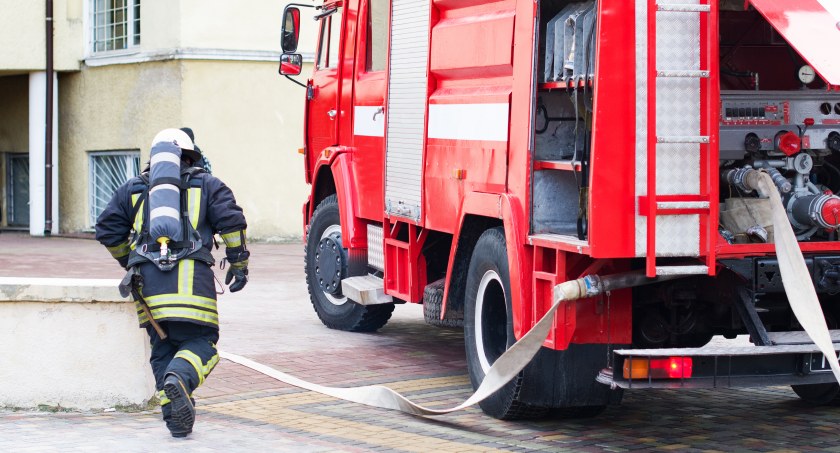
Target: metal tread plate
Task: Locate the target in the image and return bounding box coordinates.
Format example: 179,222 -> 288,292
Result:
614,341 -> 840,357
655,265 -> 708,275
341,275 -> 393,306
528,233 -> 590,253
767,329 -> 840,345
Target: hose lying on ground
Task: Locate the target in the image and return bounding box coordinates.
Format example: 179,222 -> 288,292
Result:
220,171 -> 840,415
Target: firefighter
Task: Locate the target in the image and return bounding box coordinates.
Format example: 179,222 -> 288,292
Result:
95,128 -> 249,438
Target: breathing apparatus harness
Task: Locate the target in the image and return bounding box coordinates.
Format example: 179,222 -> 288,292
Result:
126,144 -> 215,272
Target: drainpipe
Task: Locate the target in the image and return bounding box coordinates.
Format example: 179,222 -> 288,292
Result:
45,0 -> 54,236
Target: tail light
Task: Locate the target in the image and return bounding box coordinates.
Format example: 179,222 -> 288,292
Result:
623,357 -> 693,380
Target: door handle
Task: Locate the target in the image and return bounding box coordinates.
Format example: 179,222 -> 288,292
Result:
328,109 -> 337,119
373,106 -> 384,121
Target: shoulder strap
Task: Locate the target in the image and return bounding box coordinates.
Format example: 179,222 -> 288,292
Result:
129,173 -> 150,230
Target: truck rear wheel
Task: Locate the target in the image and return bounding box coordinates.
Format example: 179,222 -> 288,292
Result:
423,279 -> 463,328
791,383 -> 840,405
464,227 -> 549,420
305,195 -> 394,332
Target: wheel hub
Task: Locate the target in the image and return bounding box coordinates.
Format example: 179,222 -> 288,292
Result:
475,270 -> 508,374
315,231 -> 345,296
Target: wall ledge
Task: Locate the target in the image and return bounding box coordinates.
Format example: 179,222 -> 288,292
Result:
0,277 -> 154,410
84,47 -> 315,67
0,277 -> 123,303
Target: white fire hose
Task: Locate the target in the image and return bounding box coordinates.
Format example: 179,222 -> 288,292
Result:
220,171 -> 840,415
752,171 -> 840,383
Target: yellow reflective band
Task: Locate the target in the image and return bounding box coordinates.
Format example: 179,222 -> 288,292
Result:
188,188 -> 201,230
135,302 -> 150,325
173,350 -> 219,387
149,307 -> 219,326
221,231 -> 244,248
158,390 -> 171,406
174,351 -> 204,386
178,260 -> 195,295
107,242 -> 131,259
145,294 -> 217,311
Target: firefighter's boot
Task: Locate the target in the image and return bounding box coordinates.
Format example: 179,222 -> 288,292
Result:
163,373 -> 195,437
165,418 -> 191,438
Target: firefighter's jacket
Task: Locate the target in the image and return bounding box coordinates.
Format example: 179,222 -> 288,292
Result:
95,166 -> 247,329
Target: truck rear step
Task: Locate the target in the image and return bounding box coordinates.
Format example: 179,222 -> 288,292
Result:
341,275 -> 393,306
599,331 -> 840,389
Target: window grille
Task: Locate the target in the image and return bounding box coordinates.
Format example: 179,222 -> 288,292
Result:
89,151 -> 140,227
92,0 -> 141,52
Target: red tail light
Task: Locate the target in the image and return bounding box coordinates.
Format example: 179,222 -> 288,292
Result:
651,357 -> 693,379
623,356 -> 693,379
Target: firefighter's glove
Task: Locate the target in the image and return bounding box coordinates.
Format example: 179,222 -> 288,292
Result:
225,260 -> 249,292
117,255 -> 130,270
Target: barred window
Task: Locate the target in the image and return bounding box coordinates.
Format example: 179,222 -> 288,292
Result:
92,0 -> 141,53
89,151 -> 141,227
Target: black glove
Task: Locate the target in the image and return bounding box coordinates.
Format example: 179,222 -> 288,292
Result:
225,261 -> 249,292
118,256 -> 129,270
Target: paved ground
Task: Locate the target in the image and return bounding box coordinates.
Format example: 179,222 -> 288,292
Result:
1,232 -> 840,452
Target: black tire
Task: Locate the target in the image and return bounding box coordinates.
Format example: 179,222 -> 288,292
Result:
305,195 -> 394,332
464,227 -> 549,420
550,405 -> 607,419
423,279 -> 464,328
791,383 -> 840,406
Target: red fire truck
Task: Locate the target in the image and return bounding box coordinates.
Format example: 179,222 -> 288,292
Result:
279,0 -> 840,418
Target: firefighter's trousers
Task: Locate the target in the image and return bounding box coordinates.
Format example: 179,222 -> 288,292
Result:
147,321 -> 219,421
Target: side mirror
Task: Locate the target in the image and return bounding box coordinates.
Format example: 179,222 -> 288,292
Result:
279,53 -> 303,76
281,6 -> 301,53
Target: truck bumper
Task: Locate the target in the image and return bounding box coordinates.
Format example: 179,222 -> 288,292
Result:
598,331 -> 840,389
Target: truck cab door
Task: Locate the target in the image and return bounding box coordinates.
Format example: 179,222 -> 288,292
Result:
307,8 -> 344,156
350,0 -> 389,220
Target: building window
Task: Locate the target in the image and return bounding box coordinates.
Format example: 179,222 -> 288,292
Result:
89,151 -> 140,227
92,0 -> 141,53
366,0 -> 389,72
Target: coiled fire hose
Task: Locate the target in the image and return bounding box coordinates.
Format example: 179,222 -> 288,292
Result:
221,170 -> 840,415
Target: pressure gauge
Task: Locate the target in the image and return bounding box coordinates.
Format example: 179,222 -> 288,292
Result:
798,65 -> 816,85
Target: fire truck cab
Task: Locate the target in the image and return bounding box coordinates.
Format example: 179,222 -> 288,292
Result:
280,0 -> 840,419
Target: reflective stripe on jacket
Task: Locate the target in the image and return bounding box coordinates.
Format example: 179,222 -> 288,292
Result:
95,166 -> 247,329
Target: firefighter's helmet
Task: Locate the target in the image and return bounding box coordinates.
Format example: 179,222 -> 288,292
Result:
151,128 -> 201,162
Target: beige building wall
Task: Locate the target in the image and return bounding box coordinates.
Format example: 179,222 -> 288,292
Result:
0,0 -> 83,72
181,60 -> 311,240
4,0 -> 315,239
58,62 -> 182,232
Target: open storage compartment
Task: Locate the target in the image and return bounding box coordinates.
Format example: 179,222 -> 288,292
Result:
531,0 -> 597,238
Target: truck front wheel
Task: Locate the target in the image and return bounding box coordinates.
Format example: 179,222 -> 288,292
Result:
464,227 -> 548,419
305,195 -> 394,332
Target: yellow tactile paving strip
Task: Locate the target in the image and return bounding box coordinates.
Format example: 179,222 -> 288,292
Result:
201,375 -> 510,452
